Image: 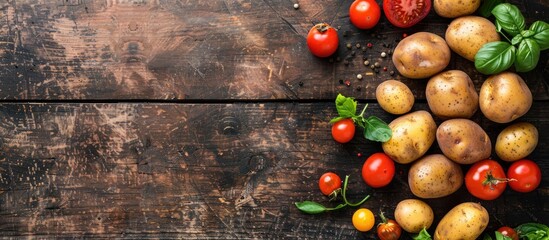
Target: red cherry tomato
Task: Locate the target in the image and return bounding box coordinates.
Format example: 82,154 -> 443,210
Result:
377,213 -> 402,240
331,118 -> 355,143
349,0 -> 381,30
362,153 -> 395,188
497,226 -> 519,240
318,172 -> 342,197
383,0 -> 431,28
507,159 -> 542,193
306,23 -> 339,58
465,159 -> 508,200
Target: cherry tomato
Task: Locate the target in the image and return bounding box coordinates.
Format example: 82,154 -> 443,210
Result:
352,208 -> 375,232
465,159 -> 508,200
349,0 -> 381,30
383,0 -> 431,28
497,226 -> 519,240
362,153 -> 395,188
306,23 -> 339,58
318,172 -> 342,197
377,213 -> 402,240
507,159 -> 542,193
331,118 -> 355,143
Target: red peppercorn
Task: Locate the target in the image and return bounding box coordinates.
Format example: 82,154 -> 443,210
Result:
367,43 -> 373,48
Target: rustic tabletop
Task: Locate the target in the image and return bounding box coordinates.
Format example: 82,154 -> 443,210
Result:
0,0 -> 547,239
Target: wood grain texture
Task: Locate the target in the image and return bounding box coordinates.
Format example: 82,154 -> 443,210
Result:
0,103 -> 547,239
0,0 -> 548,100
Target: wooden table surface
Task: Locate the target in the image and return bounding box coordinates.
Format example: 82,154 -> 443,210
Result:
0,0 -> 548,239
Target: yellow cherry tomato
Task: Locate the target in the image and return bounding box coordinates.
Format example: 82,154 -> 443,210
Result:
352,208 -> 375,232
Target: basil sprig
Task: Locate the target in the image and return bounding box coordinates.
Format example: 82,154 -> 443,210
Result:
330,94 -> 392,142
515,223 -> 549,240
474,3 -> 549,74
295,175 -> 370,214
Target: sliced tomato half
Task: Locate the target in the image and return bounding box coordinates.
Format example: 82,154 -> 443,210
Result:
383,0 -> 431,28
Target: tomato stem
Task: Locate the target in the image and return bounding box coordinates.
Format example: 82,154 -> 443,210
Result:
379,211 -> 388,224
328,188 -> 341,201
342,175 -> 371,207
483,170 -> 514,189
314,23 -> 331,33
358,104 -> 369,118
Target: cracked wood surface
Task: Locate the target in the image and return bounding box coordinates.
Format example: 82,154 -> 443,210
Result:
0,0 -> 548,239
0,0 -> 548,100
0,103 -> 547,239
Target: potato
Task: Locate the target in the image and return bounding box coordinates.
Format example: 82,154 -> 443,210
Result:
434,202 -> 489,240
392,32 -> 451,79
479,72 -> 532,123
408,154 -> 463,198
436,119 -> 491,164
426,70 -> 479,119
445,16 -> 500,61
434,0 -> 481,18
496,122 -> 539,162
394,199 -> 434,233
382,111 -> 436,164
376,80 -> 415,115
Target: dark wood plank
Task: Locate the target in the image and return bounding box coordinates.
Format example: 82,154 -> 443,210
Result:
1,0 -> 548,101
0,103 -> 547,238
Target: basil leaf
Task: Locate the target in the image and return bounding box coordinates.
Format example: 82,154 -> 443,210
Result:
329,116 -> 346,124
515,38 -> 540,72
511,34 -> 523,45
530,21 -> 549,50
495,20 -> 503,32
478,0 -> 504,18
495,231 -> 512,240
413,228 -> 432,240
334,94 -> 357,119
492,3 -> 525,36
521,29 -> 535,38
483,234 -> 494,240
363,116 -> 392,142
516,223 -> 549,240
475,41 -> 516,75
294,201 -> 327,214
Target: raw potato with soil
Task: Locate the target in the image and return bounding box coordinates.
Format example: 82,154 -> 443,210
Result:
445,16 -> 500,61
496,122 -> 539,162
408,154 -> 464,198
434,202 -> 489,240
382,110 -> 437,164
436,119 -> 491,164
479,71 -> 532,123
434,0 -> 481,18
426,70 -> 479,119
392,32 -> 451,79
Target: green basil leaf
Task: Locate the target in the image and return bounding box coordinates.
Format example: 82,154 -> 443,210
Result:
474,41 -> 516,75
329,116 -> 346,124
521,29 -> 535,38
492,3 -> 525,36
495,231 -> 513,240
483,234 -> 494,240
413,228 -> 432,240
363,116 -> 392,142
515,38 -> 540,72
516,223 -> 549,240
478,0 -> 504,18
294,201 -> 327,214
495,20 -> 503,32
530,21 -> 549,50
511,34 -> 523,45
334,94 -> 357,119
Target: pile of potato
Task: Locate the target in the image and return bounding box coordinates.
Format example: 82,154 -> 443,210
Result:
374,8 -> 539,240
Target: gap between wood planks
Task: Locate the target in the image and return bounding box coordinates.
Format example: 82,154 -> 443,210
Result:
0,98 -> 433,104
